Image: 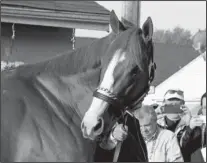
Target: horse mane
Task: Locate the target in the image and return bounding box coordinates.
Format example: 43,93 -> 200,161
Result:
16,34 -> 112,79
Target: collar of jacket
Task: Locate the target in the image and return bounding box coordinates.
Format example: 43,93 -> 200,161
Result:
157,114 -> 188,133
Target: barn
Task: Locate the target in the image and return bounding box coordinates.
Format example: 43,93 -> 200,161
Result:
1,1 -> 110,64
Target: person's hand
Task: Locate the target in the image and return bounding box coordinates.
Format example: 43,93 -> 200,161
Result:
189,116 -> 204,129
180,105 -> 192,124
112,124 -> 128,142
180,105 -> 191,114
155,105 -> 164,115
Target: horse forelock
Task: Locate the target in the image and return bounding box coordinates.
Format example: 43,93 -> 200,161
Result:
122,27 -> 149,72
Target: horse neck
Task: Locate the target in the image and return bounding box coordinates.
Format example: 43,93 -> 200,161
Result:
34,67 -> 101,124
17,34 -> 112,79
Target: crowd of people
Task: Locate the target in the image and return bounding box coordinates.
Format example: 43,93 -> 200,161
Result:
94,89 -> 206,162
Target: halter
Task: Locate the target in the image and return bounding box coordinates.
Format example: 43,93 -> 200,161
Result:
93,55 -> 156,162
93,59 -> 156,117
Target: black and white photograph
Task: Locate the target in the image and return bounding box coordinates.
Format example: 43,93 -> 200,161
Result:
1,1 -> 206,162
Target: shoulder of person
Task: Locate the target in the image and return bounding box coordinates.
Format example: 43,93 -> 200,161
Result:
178,115 -> 190,128
161,128 -> 175,136
160,128 -> 177,141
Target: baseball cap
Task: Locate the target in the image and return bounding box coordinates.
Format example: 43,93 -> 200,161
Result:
164,89 -> 184,101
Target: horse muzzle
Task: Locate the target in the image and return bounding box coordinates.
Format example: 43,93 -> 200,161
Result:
81,116 -> 104,140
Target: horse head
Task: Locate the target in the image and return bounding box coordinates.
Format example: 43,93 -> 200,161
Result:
81,10 -> 155,140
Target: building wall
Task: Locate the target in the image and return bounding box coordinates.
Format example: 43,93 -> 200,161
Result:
1,23 -> 74,64
1,23 -> 99,64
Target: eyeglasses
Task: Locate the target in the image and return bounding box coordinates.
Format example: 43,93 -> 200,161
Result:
165,89 -> 184,96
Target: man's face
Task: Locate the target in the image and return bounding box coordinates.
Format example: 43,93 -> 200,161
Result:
202,97 -> 206,115
139,117 -> 157,139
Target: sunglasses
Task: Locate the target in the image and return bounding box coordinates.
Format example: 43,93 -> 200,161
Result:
165,89 -> 184,96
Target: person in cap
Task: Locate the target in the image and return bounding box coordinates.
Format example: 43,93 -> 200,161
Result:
134,105 -> 184,162
156,89 -> 191,129
156,89 -> 206,162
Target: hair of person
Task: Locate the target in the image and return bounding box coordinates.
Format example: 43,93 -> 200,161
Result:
201,92 -> 206,106
134,105 -> 157,122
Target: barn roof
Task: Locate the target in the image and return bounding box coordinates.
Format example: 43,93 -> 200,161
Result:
1,1 -> 110,31
152,43 -> 200,86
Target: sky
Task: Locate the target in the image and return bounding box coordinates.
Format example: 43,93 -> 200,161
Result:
75,1 -> 206,38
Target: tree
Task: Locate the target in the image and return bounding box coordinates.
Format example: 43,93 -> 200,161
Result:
153,26 -> 193,46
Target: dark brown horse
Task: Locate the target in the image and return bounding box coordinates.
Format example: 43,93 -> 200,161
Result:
1,11 -> 155,162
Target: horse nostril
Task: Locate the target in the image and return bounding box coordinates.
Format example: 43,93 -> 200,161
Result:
94,118 -> 103,132
81,121 -> 84,130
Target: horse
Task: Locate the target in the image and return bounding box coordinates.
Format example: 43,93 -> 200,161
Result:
1,10 -> 155,162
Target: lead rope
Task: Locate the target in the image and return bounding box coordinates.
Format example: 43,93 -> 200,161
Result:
113,113 -> 128,162
113,141 -> 123,162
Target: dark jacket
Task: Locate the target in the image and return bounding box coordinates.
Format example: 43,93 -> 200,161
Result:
94,113 -> 148,162
182,125 -> 206,162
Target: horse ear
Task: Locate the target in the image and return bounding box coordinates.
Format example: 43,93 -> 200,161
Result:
109,10 -> 125,34
142,17 -> 153,42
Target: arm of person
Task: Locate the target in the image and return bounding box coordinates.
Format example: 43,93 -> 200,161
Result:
178,117 -> 206,153
189,125 -> 206,148
176,125 -> 193,148
166,133 -> 184,162
179,125 -> 206,153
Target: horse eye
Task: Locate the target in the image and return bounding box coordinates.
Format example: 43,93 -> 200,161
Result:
131,66 -> 138,75
133,73 -> 137,78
